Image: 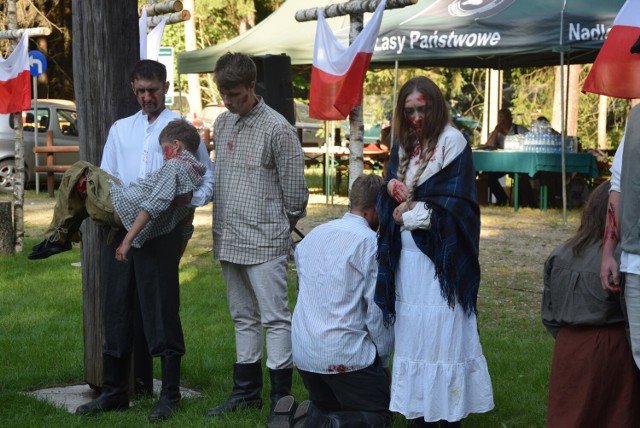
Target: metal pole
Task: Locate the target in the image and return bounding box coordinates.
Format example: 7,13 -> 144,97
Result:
560,0 -> 568,223
390,60 -> 398,144
33,77 -> 40,194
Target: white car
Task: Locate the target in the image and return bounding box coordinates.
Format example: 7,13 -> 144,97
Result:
0,99 -> 79,193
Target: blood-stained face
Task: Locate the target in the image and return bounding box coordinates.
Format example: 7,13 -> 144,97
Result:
132,77 -> 169,120
404,90 -> 427,135
161,141 -> 179,161
217,82 -> 257,116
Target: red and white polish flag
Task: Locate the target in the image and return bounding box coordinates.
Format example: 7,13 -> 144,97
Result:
310,0 -> 386,120
0,32 -> 31,114
583,0 -> 640,99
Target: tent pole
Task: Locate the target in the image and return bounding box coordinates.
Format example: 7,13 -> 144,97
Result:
391,60 -> 398,143
560,0 -> 568,224
560,58 -> 567,223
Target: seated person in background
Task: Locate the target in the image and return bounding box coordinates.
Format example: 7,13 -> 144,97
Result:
485,108 -> 534,206
291,174 -> 394,427
29,119 -> 206,261
486,108 -> 529,149
542,180 -> 640,428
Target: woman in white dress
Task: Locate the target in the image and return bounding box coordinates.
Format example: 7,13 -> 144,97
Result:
376,76 -> 494,427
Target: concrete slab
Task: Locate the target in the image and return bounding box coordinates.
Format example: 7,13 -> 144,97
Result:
25,380 -> 202,414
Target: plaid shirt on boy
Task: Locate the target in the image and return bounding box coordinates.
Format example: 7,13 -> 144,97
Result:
212,98 -> 308,265
110,150 -> 206,248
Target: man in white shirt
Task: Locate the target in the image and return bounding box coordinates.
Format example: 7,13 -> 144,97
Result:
291,174 -> 394,427
601,104 -> 640,371
484,108 -> 534,207
75,60 -> 214,422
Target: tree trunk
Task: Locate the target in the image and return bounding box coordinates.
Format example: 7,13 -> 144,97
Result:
348,12 -> 364,192
565,64 -> 581,137
552,64 -> 581,136
598,95 -> 608,150
0,202 -> 13,255
7,0 -> 24,254
183,0 -> 202,118
71,0 -> 139,389
552,66 -> 563,133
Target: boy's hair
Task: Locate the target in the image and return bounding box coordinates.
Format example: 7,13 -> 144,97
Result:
213,52 -> 257,90
131,60 -> 167,83
159,119 -> 200,154
350,174 -> 384,212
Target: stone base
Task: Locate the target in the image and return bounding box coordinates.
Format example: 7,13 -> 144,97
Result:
25,379 -> 202,413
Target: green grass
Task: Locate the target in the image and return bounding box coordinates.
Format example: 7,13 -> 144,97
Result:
0,189 -> 581,427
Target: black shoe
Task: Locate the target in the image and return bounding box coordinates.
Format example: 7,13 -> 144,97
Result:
75,394 -> 129,415
148,395 -> 179,422
290,400 -> 310,428
267,395 -> 296,428
28,240 -> 72,260
207,362 -> 263,417
207,396 -> 262,417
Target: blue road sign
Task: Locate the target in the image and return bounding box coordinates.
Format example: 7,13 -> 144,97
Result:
29,50 -> 47,77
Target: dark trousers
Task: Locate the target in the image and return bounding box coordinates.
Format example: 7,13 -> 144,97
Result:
100,226 -> 185,358
487,172 -> 509,205
298,360 -> 391,414
488,172 -> 535,207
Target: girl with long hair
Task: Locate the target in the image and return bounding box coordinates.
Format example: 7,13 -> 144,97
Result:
543,180 -> 640,427
376,76 -> 494,427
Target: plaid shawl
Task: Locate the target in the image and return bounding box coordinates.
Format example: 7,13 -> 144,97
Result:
375,141 -> 481,326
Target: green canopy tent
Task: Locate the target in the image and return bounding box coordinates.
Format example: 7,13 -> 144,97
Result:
178,0 -> 624,217
178,0 -> 624,73
370,0 -> 622,67
177,0 -> 347,74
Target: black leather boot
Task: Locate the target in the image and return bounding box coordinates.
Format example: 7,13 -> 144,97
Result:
408,419 -> 439,427
76,354 -> 130,415
266,368 -> 295,426
324,410 -> 393,427
269,367 -> 293,410
207,362 -> 263,416
148,356 -> 181,422
438,421 -> 461,428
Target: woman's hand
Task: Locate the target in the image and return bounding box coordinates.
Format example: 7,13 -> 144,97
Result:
392,201 -> 417,225
115,240 -> 132,263
387,179 -> 408,203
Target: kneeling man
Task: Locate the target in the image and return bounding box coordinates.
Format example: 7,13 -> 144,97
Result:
292,174 -> 394,427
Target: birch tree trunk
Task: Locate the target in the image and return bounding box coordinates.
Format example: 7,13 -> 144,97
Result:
7,0 -> 23,254
565,64 -> 581,137
552,66 -> 563,133
348,12 -> 364,192
183,0 -> 202,118
598,95 -> 608,150
71,0 -> 139,388
552,64 -> 581,136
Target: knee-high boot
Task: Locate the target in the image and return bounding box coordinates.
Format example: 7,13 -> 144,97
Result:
76,354 -> 130,415
267,368 -> 295,426
207,362 -> 263,416
269,367 -> 293,410
323,410 -> 393,427
148,355 -> 181,422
